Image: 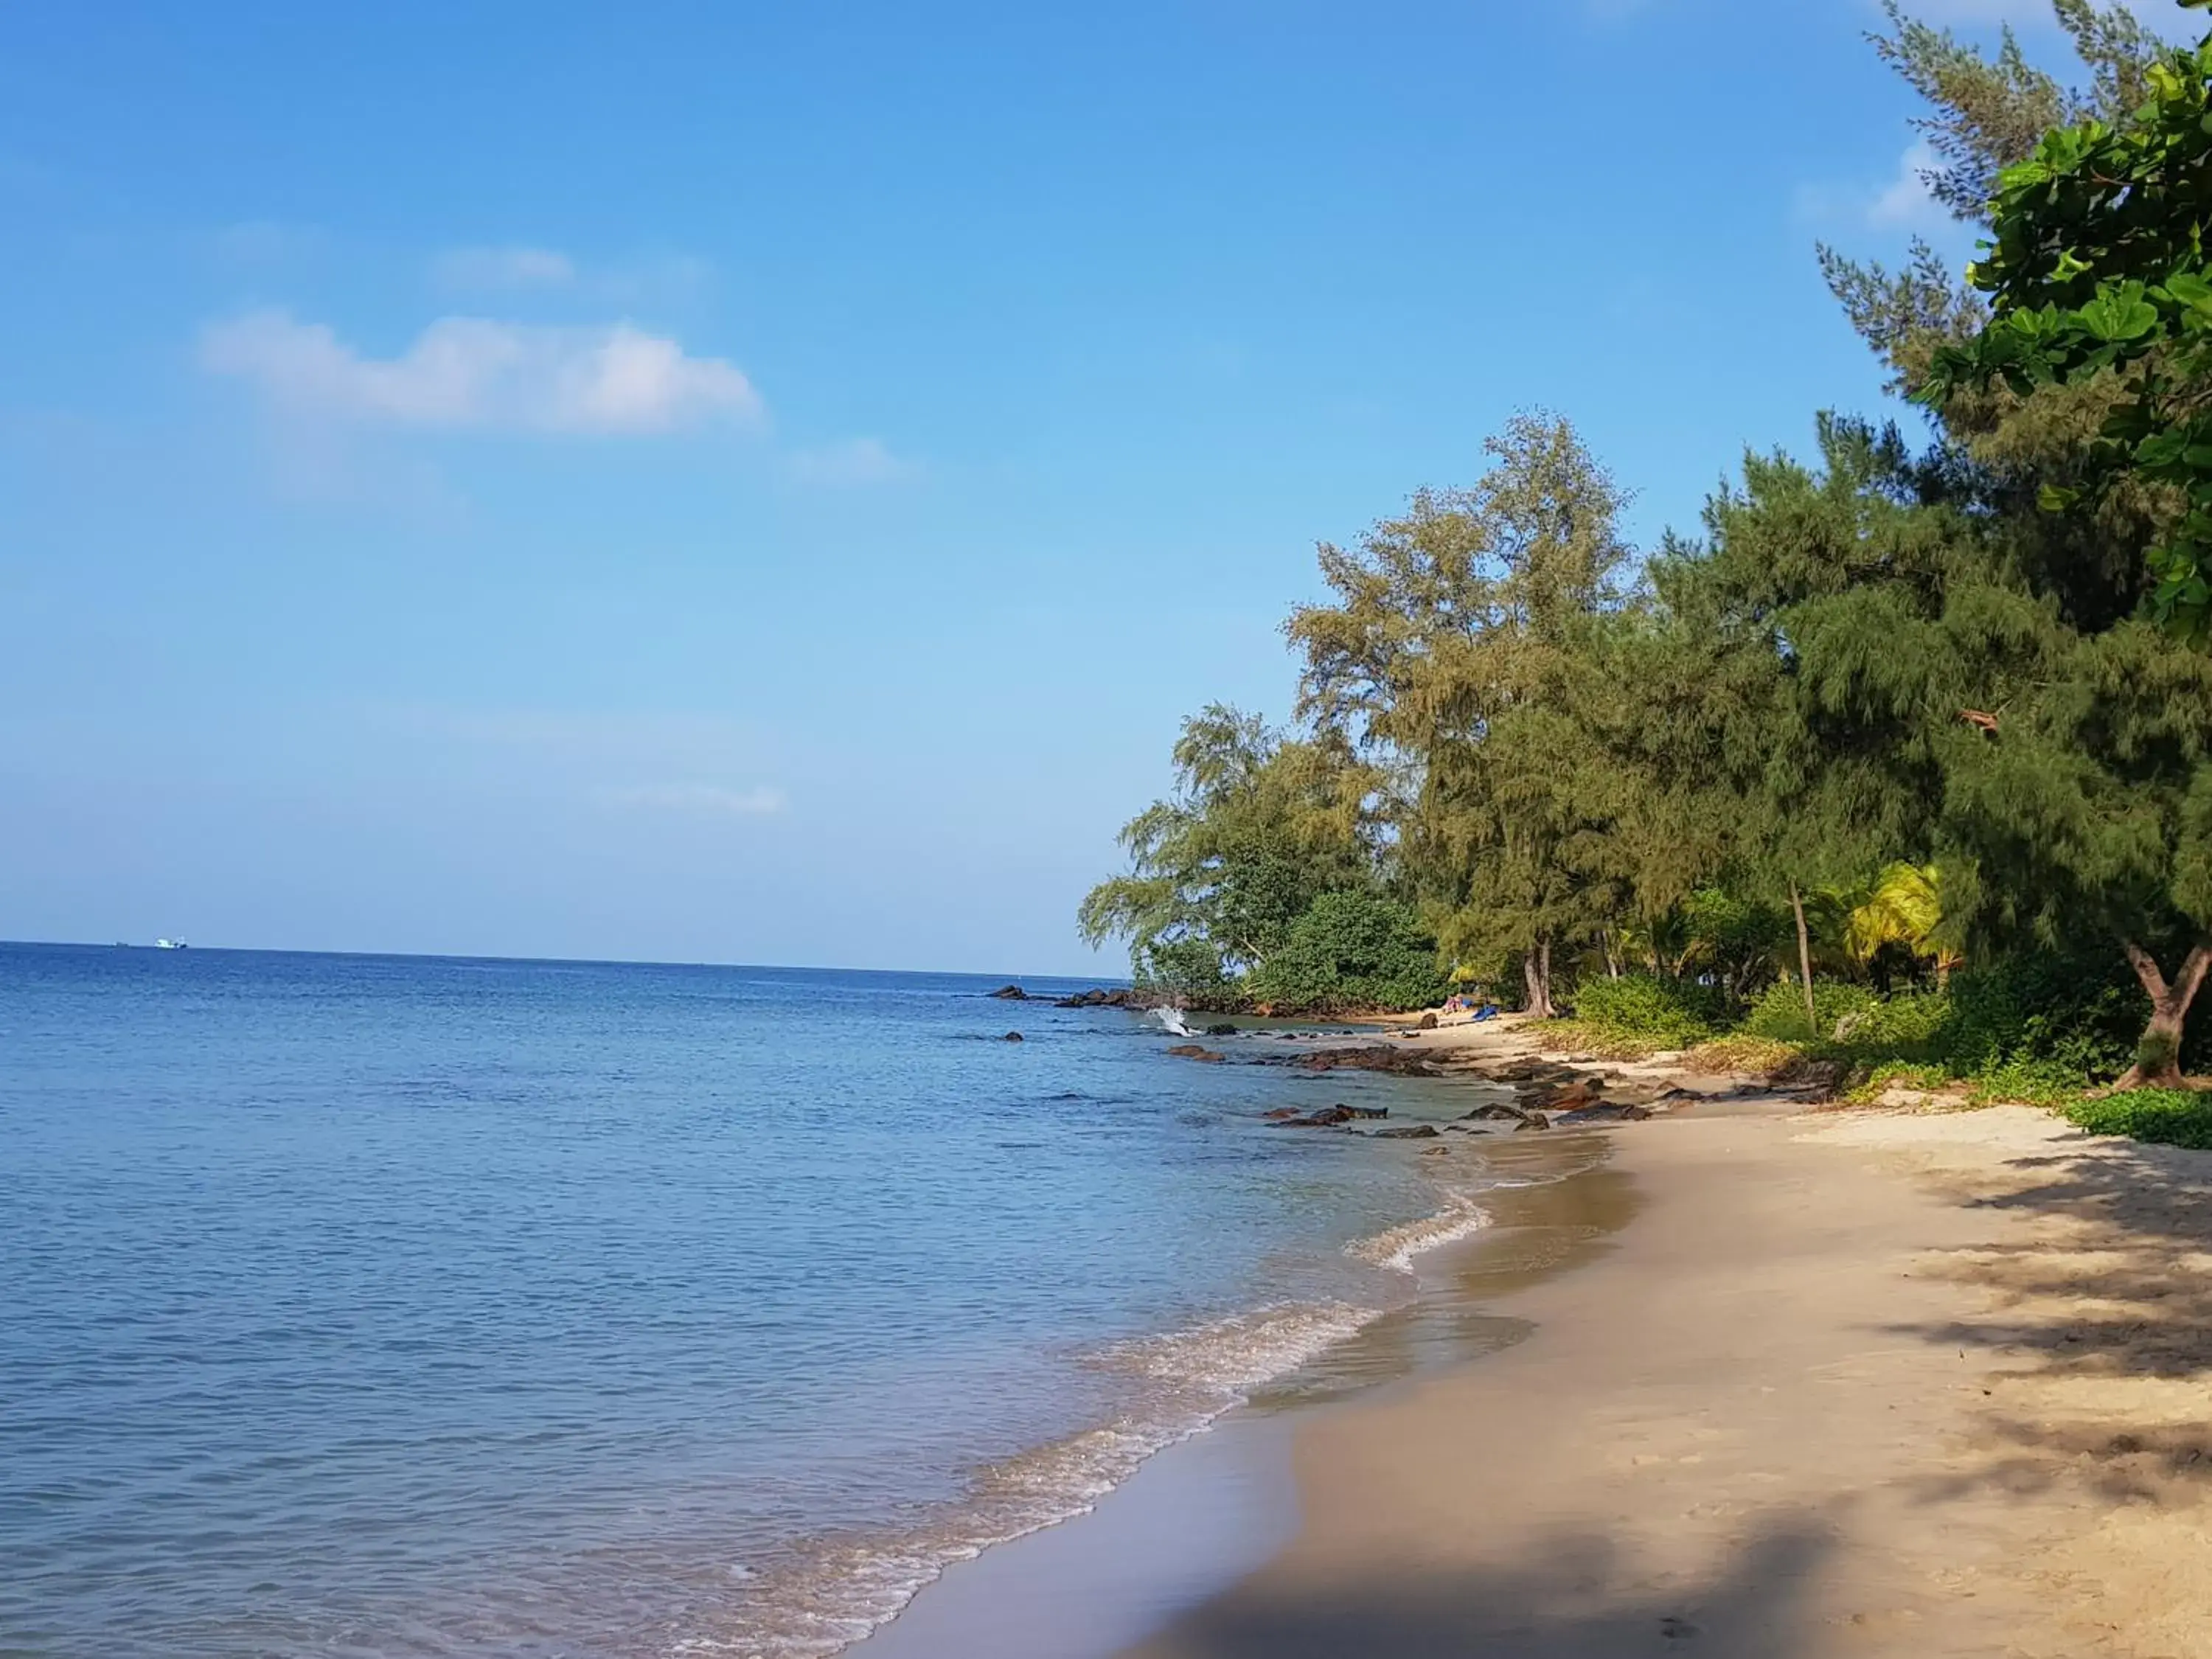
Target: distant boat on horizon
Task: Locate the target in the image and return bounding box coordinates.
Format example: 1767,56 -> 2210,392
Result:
155,939 -> 189,950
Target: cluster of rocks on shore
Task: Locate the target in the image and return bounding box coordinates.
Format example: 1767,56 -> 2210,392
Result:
1161,1037 -> 1761,1135
988,984 -> 1155,1010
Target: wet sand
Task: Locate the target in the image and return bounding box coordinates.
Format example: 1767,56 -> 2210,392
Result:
1113,1105 -> 2212,1659
855,1130 -> 1639,1659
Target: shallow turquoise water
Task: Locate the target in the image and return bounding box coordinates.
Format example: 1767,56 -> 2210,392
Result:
0,945 -> 1492,1657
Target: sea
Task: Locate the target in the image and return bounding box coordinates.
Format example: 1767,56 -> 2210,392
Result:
0,943 -> 1545,1658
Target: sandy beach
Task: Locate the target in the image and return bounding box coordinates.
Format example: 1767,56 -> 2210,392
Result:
1103,1086 -> 2212,1658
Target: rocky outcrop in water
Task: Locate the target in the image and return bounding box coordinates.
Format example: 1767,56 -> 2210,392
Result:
1166,1044 -> 1227,1064
1054,988 -> 1145,1009
1552,1102 -> 1652,1126
1455,1102 -> 1551,1132
1273,1045 -> 1442,1078
988,985 -> 1029,1001
1270,1105 -> 1357,1129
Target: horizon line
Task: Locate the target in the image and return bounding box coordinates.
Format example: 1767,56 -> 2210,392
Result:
0,938 -> 1126,987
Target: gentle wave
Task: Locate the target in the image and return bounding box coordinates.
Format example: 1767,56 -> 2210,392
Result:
678,1190 -> 1496,1658
1346,1196 -> 1493,1273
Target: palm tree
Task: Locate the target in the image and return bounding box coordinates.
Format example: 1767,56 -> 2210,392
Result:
1845,863 -> 1961,989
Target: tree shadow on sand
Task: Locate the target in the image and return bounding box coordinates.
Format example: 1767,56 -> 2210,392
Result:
1881,1130 -> 2212,1506
1141,1519 -> 1841,1659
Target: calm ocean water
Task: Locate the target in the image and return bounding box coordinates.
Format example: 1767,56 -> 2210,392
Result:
1,944 -> 1509,1658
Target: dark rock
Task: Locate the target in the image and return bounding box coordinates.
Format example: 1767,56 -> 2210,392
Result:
1781,1058 -> 1848,1099
1369,1124 -> 1441,1140
1166,1045 -> 1225,1064
1528,1079 -> 1603,1114
1341,1105 -> 1390,1121
1272,1105 -> 1357,1129
1261,1107 -> 1304,1121
1002,1032 -> 1025,1043
1552,1102 -> 1654,1126
1204,1023 -> 1239,1038
988,984 -> 1029,1001
1054,987 -> 1140,1009
1459,1102 -> 1550,1130
1281,1044 -> 1440,1078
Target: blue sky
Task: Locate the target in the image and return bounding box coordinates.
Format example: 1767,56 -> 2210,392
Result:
1,0 -> 2197,974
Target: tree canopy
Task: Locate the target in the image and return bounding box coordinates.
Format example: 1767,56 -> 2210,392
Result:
1078,4 -> 2212,1081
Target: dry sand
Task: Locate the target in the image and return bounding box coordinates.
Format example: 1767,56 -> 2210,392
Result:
1111,1101 -> 2212,1659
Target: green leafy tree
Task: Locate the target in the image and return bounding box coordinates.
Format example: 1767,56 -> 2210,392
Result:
1289,414 -> 1637,1017
1638,418 -> 1967,1031
1924,16 -> 2212,644
1846,862 -> 1965,987
1244,891 -> 1450,1013
1077,705 -> 1377,992
1825,1 -> 2177,636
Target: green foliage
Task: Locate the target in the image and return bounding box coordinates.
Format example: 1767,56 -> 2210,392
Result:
1077,705 -> 1379,983
1289,413 -> 1639,1015
1134,935 -> 1228,997
1082,18 -> 2212,1079
1924,24 -> 2212,643
1744,977 -> 1878,1045
1837,989 -> 1955,1054
2065,1087 -> 2212,1148
1568,973 -> 1728,1046
1243,891 -> 1450,1013
1944,949 -> 2169,1082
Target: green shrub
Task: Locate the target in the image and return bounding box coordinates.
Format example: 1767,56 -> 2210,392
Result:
1966,1057 -> 2087,1107
1245,891 -> 1449,1012
1941,951 -> 2158,1085
2065,1089 -> 2212,1150
1568,974 -> 1728,1046
1136,935 -> 1228,995
1827,990 -> 1953,1055
1743,978 -> 1878,1044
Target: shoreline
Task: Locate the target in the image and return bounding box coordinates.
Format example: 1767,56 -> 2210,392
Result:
1101,1102 -> 2212,1658
852,1000 -> 2212,1657
852,1125 -> 1638,1659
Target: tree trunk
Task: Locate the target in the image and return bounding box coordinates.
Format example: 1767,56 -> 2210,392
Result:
2115,939 -> 2211,1089
1602,931 -> 1621,980
1523,936 -> 1556,1020
1790,883 -> 1818,1037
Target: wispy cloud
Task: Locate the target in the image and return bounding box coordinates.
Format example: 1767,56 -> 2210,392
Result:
201,310 -> 765,434
1795,139 -> 1954,236
1868,139 -> 1945,229
785,436 -> 921,487
432,245 -> 577,291
605,783 -> 789,818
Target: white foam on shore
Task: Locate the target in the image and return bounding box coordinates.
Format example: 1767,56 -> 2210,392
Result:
1346,1195 -> 1493,1273
673,1189 -> 1500,1659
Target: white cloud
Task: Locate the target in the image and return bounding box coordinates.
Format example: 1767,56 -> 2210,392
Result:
432,245 -> 577,290
785,437 -> 920,487
605,784 -> 789,818
201,310 -> 765,434
1868,139 -> 1945,229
